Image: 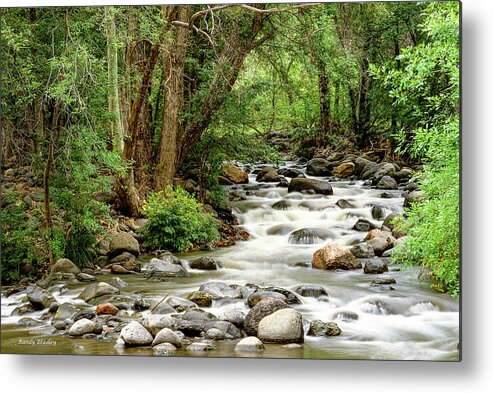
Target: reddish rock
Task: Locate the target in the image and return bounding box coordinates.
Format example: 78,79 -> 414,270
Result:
312,243 -> 361,270
96,303 -> 119,316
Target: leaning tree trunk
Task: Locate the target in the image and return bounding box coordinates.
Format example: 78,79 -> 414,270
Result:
115,39 -> 159,216
154,8 -> 268,187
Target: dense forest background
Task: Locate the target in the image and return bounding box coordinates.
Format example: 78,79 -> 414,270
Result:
1,2 -> 460,296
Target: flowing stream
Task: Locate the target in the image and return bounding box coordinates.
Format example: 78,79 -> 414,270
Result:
1,162 -> 460,360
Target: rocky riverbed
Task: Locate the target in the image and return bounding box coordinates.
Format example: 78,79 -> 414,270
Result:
0,154 -> 460,360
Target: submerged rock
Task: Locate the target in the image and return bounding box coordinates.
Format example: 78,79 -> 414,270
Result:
153,343 -> 177,356
288,228 -> 333,245
295,285 -> 328,298
235,337 -> 264,352
288,178 -> 333,195
307,320 -> 342,336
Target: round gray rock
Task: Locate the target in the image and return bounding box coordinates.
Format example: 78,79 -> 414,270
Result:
257,308 -> 304,344
109,232 -> 140,257
68,318 -> 96,336
235,337 -> 265,352
120,321 -> 153,346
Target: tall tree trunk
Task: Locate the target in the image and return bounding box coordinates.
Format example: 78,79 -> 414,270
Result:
155,6 -> 191,190
317,67 -> 331,147
105,7 -> 123,153
356,54 -> 371,149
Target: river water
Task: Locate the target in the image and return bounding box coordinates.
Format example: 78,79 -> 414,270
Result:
0,162 -> 460,360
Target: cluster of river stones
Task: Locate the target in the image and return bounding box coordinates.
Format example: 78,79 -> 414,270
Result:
4,150 -> 421,356
7,253 -> 343,356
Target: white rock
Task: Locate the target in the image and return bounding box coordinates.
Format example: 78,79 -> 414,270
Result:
257,308 -> 304,344
68,318 -> 95,336
142,314 -> 175,336
120,321 -> 153,346
152,327 -> 182,347
234,336 -> 265,352
186,342 -> 214,351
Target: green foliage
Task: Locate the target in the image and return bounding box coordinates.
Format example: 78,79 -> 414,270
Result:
142,186 -> 220,253
387,2 -> 460,298
1,191 -> 46,283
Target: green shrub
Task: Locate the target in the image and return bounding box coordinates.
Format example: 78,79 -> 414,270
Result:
142,186 -> 220,253
1,191 -> 48,283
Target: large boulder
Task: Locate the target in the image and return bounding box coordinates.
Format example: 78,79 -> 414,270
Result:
244,298 -> 289,336
235,337 -> 265,352
332,162 -> 355,178
222,163 -> 249,184
307,320 -> 342,336
120,321 -> 153,346
288,178 -> 333,195
109,232 -> 140,257
362,162 -> 395,182
78,282 -> 120,302
68,318 -> 96,336
373,163 -> 396,182
109,252 -> 140,272
51,258 -> 80,275
376,176 -> 398,190
306,158 -> 332,176
189,256 -> 220,270
146,257 -> 189,278
26,285 -> 56,310
257,308 -> 304,344
354,157 -> 374,176
312,243 -> 362,270
256,167 -> 282,182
